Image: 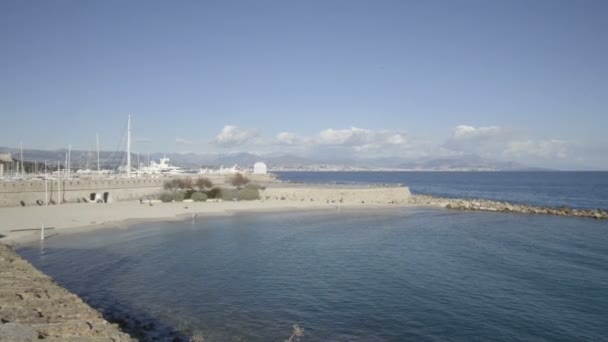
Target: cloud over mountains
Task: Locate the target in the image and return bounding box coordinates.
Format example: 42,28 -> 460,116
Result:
163,123 -> 601,169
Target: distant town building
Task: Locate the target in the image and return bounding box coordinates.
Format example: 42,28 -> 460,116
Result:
253,162 -> 267,175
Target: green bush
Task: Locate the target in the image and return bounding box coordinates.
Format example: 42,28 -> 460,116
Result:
159,191 -> 174,202
173,191 -> 185,201
244,183 -> 262,190
206,187 -> 222,199
191,192 -> 208,202
184,189 -> 196,199
220,188 -> 238,201
158,191 -> 185,202
237,188 -> 260,201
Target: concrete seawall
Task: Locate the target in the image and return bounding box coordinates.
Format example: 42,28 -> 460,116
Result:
261,185 -> 412,204
0,174 -> 276,207
0,243 -> 133,341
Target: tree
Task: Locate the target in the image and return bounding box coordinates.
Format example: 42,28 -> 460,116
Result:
195,177 -> 213,191
163,179 -> 181,191
177,177 -> 193,190
230,173 -> 250,189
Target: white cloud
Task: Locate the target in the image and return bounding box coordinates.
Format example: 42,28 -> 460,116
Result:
316,127 -> 407,147
446,124 -> 571,162
444,124 -> 512,156
386,133 -> 405,145
215,125 -> 258,146
268,127 -> 423,157
452,125 -> 503,140
175,137 -> 193,145
276,132 -> 300,145
318,127 -> 372,145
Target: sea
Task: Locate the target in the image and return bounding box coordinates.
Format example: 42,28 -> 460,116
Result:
17,172 -> 608,341
275,171 -> 608,210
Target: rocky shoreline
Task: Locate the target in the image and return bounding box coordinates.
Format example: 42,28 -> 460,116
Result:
0,243 -> 134,341
409,195 -> 608,219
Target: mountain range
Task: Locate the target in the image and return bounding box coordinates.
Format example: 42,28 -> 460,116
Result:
0,147 -> 549,171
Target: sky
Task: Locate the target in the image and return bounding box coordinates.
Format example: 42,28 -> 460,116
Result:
1,0 -> 607,169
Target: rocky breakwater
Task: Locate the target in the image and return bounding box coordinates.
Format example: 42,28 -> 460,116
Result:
409,195 -> 608,220
0,243 -> 134,341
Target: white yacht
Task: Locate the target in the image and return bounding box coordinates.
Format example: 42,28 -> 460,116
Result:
139,157 -> 185,175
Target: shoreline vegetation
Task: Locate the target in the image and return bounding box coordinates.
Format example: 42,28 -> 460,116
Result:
0,183 -> 606,340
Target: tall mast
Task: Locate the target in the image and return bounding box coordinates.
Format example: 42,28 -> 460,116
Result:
20,142 -> 24,176
68,144 -> 71,179
127,114 -> 131,178
96,133 -> 100,172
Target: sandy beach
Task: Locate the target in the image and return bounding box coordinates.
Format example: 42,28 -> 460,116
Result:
0,199 -> 408,246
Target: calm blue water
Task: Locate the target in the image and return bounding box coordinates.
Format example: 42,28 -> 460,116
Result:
19,208 -> 608,341
276,171 -> 608,210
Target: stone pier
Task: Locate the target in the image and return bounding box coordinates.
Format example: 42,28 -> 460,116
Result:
0,243 -> 133,341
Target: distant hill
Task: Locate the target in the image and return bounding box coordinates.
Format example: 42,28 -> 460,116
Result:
394,155 -> 549,171
0,147 -> 550,172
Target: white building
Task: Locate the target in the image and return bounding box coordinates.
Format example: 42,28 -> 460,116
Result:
253,162 -> 267,174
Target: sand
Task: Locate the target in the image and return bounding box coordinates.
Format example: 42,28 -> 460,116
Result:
0,199 -> 408,245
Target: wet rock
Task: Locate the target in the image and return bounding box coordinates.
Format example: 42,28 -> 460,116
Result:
409,195 -> 606,220
0,323 -> 38,341
0,243 -> 134,341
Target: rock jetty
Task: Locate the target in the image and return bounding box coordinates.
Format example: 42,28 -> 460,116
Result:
0,243 -> 134,341
409,195 -> 608,219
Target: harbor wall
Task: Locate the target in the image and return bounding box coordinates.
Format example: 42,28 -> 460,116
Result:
261,186 -> 412,204
0,174 -> 276,207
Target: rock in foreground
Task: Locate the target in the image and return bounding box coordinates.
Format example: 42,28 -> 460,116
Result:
0,243 -> 134,341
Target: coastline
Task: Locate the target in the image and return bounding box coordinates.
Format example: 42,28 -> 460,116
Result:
1,193 -> 605,340
0,199 -> 410,246
2,193 -> 606,246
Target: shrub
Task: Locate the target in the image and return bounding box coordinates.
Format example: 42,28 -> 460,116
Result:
237,188 -> 260,201
195,177 -> 213,191
177,178 -> 193,190
165,178 -> 194,190
206,187 -> 222,199
184,189 -> 196,199
158,191 -> 185,202
220,188 -> 238,201
191,192 -> 208,202
230,173 -> 250,188
173,191 -> 186,202
244,183 -> 262,190
163,179 -> 180,191
159,191 -> 174,202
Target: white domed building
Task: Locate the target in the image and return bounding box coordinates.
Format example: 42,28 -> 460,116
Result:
253,162 -> 267,175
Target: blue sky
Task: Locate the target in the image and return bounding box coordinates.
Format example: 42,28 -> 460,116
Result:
1,0 -> 607,169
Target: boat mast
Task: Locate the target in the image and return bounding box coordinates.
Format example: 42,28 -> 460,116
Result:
127,114 -> 131,178
20,142 -> 24,176
68,144 -> 71,179
96,133 -> 100,172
